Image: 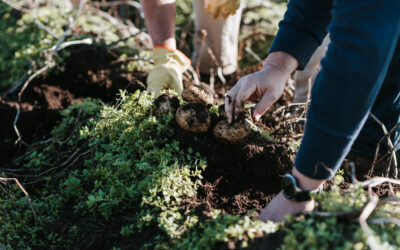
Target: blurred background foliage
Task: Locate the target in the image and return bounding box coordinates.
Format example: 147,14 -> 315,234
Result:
0,0 -> 287,90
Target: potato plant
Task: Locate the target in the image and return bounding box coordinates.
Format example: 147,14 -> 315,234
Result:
1,91 -> 399,249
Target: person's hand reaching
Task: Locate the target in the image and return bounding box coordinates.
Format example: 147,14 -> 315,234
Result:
225,52 -> 299,123
147,46 -> 191,96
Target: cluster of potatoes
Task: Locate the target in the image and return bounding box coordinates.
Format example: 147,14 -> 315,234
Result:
154,84 -> 251,144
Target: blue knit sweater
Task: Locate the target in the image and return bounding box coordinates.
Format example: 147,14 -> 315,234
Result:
269,0 -> 400,179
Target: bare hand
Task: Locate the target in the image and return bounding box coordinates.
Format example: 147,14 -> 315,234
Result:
258,191 -> 315,222
224,52 -> 298,123
259,168 -> 324,222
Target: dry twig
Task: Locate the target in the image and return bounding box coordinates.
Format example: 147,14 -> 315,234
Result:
0,0 -> 30,12
359,195 -> 380,250
369,113 -> 398,177
0,177 -> 38,219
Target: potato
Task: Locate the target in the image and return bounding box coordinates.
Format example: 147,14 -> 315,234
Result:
154,94 -> 180,116
176,103 -> 211,133
213,119 -> 251,143
182,84 -> 214,105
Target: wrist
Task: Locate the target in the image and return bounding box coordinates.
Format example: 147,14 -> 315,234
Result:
292,167 -> 325,191
263,51 -> 299,75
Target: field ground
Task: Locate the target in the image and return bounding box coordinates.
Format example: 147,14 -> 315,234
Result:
1,1 -> 399,249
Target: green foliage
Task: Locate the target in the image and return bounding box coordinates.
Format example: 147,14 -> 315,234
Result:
175,210 -> 277,249
281,175 -> 400,250
1,91 -> 400,249
1,91 -> 208,247
0,1 -> 142,90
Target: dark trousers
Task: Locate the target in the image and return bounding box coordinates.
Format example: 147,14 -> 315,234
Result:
352,38 -> 400,157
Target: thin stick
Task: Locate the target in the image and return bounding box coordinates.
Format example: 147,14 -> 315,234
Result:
359,195 -> 380,250
53,0 -> 88,51
244,45 -> 263,63
91,0 -> 141,9
0,177 -> 38,219
187,66 -> 200,86
34,20 -> 60,39
360,176 -> 400,188
369,113 -> 398,177
368,217 -> 400,228
13,104 -> 27,146
21,142 -> 89,178
51,37 -> 93,51
107,29 -> 146,49
18,64 -> 50,102
0,0 -> 29,12
195,29 -> 208,77
206,45 -> 226,94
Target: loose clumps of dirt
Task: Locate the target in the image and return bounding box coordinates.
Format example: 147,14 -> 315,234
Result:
0,45 -> 146,165
173,121 -> 293,215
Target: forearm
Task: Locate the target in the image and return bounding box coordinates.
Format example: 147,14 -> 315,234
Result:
141,0 -> 176,49
263,51 -> 299,75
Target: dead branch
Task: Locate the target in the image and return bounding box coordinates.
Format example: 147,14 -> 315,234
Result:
17,64 -> 50,102
21,141 -> 89,179
34,20 -> 60,39
359,195 -> 380,250
360,176 -> 400,188
178,19 -> 194,51
195,29 -> 208,77
91,0 -> 141,9
369,113 -> 398,177
368,217 -> 400,228
89,6 -> 152,49
13,103 -> 28,146
107,29 -> 147,49
186,66 -> 200,86
0,177 -> 38,219
54,0 -> 88,51
206,45 -> 226,93
301,209 -> 361,218
111,56 -> 151,65
0,0 -> 30,12
51,37 -> 93,51
244,44 -> 263,63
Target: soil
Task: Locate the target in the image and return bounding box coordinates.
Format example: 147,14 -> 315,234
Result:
173,120 -> 293,215
0,45 -> 146,165
1,44 -> 399,249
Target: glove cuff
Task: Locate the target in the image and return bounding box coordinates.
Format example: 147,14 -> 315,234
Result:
153,45 -> 191,66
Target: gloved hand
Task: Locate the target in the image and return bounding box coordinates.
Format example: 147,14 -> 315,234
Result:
147,46 -> 191,96
204,0 -> 242,19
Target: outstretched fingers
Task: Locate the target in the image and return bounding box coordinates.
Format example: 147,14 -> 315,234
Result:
225,78 -> 257,123
253,90 -> 280,121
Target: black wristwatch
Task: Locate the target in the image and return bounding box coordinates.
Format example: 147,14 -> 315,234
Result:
282,173 -> 321,202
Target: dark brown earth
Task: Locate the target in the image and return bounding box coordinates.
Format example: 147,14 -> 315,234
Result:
173,117 -> 293,215
0,45 -> 146,165
1,44 -> 399,249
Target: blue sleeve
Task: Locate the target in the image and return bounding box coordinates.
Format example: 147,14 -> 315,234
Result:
269,0 -> 333,69
294,0 -> 400,179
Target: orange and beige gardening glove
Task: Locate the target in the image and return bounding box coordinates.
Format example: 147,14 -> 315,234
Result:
204,0 -> 242,19
147,46 -> 191,96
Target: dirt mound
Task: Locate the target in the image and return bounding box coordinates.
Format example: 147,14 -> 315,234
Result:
173,121 -> 293,215
0,45 -> 146,165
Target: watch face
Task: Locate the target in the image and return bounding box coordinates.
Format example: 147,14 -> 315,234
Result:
282,174 -> 296,198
